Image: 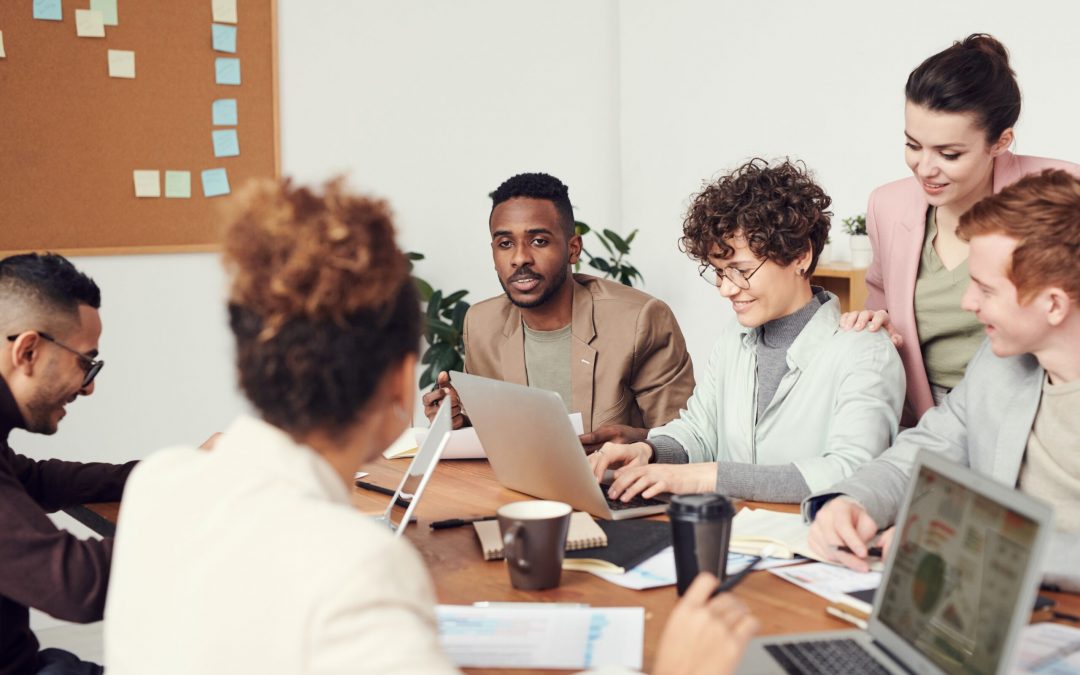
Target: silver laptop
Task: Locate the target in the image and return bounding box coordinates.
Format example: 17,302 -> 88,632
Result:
379,398 -> 452,537
450,371 -> 668,520
739,449 -> 1053,675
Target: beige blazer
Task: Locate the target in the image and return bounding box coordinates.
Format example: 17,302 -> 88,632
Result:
865,152 -> 1080,426
462,274 -> 694,432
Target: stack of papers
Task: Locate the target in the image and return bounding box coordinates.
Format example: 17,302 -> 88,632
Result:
1015,622 -> 1080,673
437,604 -> 643,670
584,546 -> 804,591
769,562 -> 881,603
384,413 -> 584,460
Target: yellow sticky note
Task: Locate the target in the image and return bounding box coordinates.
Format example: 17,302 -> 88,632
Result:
0,31 -> 6,59
133,170 -> 160,198
108,49 -> 135,78
212,0 -> 237,24
75,9 -> 106,38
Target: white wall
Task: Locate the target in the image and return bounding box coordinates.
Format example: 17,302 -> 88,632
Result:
14,0 -> 1080,465
618,0 -> 1080,359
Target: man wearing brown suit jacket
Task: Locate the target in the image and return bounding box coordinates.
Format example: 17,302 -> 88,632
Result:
423,173 -> 694,446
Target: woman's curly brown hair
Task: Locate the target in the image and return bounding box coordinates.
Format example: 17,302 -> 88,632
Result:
681,158 -> 832,276
222,177 -> 420,436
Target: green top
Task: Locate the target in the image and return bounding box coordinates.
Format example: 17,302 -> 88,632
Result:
523,322 -> 573,412
914,208 -> 985,389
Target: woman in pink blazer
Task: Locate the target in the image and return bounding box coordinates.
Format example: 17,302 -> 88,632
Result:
846,34 -> 1080,426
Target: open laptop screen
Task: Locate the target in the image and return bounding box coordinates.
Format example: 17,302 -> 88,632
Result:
875,463 -> 1041,674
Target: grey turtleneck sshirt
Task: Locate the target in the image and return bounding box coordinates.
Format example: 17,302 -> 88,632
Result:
648,289 -> 829,503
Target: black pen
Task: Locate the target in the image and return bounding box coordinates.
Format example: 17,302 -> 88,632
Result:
836,545 -> 883,558
430,515 -> 497,530
711,556 -> 761,597
355,479 -> 411,509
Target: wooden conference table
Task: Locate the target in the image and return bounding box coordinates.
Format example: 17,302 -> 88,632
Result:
75,457 -> 1080,675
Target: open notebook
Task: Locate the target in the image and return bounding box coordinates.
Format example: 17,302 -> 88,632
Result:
730,507 -> 883,571
474,511 -> 607,561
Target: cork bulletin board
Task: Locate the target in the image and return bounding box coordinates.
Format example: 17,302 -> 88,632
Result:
0,0 -> 279,256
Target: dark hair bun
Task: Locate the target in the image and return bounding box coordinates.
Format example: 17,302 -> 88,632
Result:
960,33 -> 1010,64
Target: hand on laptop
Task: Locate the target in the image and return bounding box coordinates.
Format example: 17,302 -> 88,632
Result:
421,371 -> 466,429
587,441 -> 653,481
807,496 -> 882,573
654,573 -> 758,675
606,462 -> 718,502
579,424 -> 648,452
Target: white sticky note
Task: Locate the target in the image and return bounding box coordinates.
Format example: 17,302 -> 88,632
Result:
75,9 -> 106,38
90,0 -> 118,26
133,170 -> 161,198
0,31 -> 6,59
212,129 -> 239,158
215,57 -> 240,85
212,0 -> 237,24
212,99 -> 237,126
164,171 -> 191,199
108,49 -> 135,79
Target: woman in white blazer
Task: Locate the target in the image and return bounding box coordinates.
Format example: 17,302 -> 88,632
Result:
103,178 -> 757,675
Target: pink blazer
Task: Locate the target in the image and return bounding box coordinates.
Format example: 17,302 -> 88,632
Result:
865,151 -> 1080,427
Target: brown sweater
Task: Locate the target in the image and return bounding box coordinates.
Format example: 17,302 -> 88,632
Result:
0,377 -> 135,675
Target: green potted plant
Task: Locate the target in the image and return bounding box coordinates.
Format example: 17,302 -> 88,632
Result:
842,214 -> 871,267
573,222 -> 643,287
407,252 -> 469,388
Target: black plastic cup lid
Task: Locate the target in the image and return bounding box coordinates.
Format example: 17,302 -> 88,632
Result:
667,493 -> 735,519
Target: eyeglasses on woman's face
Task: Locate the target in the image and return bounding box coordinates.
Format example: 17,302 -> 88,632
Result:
698,258 -> 767,290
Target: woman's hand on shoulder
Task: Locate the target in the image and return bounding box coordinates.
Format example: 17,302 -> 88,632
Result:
838,309 -> 903,347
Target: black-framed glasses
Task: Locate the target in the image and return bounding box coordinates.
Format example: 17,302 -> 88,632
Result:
6,332 -> 104,388
699,258 -> 767,290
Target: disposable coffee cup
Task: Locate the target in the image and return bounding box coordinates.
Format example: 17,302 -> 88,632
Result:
497,501 -> 572,591
668,493 -> 735,595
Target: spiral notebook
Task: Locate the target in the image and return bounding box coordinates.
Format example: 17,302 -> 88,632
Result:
474,511 -> 607,561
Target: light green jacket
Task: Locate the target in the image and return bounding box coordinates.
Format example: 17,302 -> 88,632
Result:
648,295 -> 905,493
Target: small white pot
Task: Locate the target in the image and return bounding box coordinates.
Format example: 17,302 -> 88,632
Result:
849,235 -> 873,267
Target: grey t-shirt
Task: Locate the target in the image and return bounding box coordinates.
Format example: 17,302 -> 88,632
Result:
523,322 -> 573,412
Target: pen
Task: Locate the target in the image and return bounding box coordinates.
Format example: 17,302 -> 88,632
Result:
836,545 -> 883,558
354,479 -> 411,509
711,555 -> 761,597
430,515 -> 497,530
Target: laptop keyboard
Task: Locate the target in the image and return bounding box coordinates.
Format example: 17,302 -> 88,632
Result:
603,492 -> 666,511
764,639 -> 892,675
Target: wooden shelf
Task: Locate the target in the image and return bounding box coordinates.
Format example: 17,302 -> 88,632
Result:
811,261 -> 868,313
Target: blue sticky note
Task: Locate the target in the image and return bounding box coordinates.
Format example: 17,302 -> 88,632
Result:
215,57 -> 241,86
212,24 -> 237,53
212,129 -> 239,158
201,168 -> 230,198
212,99 -> 238,126
33,0 -> 62,21
90,0 -> 117,26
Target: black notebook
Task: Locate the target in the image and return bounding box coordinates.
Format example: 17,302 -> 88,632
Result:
562,519 -> 671,574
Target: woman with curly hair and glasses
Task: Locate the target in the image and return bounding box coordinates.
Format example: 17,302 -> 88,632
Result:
103,178 -> 759,674
589,159 -> 906,504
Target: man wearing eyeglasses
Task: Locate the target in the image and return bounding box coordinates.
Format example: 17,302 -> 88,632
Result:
0,253 -> 132,675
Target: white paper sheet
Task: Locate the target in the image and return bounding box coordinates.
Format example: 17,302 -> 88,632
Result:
1014,622 -> 1080,673
588,546 -> 806,590
769,561 -> 881,603
387,412 -> 584,460
436,604 -> 643,670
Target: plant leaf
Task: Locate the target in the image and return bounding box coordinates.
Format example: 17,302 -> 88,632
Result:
451,301 -> 469,332
574,221 -> 591,236
442,289 -> 468,306
426,290 -> 443,320
589,258 -> 612,273
412,277 -> 434,302
603,229 -> 629,254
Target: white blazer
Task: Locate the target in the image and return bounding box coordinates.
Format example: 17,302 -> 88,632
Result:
104,415 -> 458,674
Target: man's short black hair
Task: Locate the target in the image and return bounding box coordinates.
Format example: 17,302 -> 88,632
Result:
0,253 -> 102,312
490,172 -> 575,238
